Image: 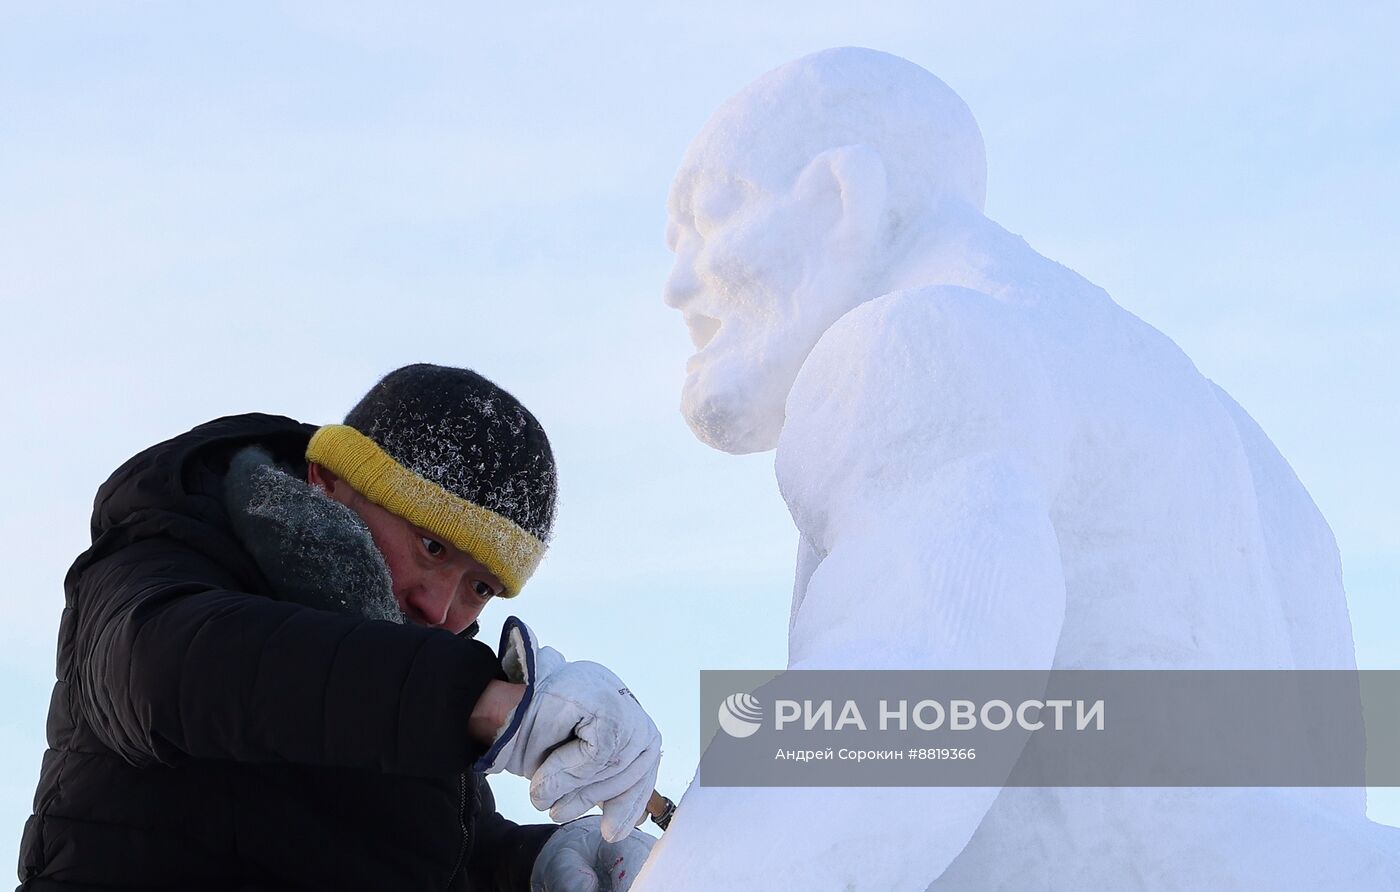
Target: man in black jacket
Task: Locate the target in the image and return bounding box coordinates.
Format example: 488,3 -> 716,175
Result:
18,364 -> 660,891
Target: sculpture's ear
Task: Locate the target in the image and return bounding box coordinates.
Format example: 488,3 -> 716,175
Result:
792,144 -> 888,248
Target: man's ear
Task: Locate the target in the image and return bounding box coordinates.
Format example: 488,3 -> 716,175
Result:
308,462 -> 345,499
792,144 -> 888,251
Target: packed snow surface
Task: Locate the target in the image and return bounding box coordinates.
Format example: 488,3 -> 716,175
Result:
638,47 -> 1400,890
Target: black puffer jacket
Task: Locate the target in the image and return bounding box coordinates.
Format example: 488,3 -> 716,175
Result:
18,414 -> 556,891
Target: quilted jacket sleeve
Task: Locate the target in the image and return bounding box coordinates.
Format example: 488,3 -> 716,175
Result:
69,532 -> 504,777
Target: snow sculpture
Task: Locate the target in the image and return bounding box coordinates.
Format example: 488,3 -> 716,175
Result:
634,48 -> 1400,890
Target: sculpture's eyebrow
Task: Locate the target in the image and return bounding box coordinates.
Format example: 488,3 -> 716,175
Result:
666,171 -> 699,221
665,173 -> 757,249
694,180 -> 744,224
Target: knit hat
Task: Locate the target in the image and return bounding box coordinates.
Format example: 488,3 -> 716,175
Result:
305,363 -> 557,596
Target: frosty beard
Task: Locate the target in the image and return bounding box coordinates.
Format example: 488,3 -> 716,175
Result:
678,355 -> 787,455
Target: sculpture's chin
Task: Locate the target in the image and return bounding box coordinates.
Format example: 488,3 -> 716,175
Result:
680,367 -> 783,455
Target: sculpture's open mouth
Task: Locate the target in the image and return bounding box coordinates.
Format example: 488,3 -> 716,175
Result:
685,311 -> 721,352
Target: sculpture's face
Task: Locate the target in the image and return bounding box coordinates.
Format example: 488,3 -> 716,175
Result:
661,46 -> 987,455
664,164 -> 865,454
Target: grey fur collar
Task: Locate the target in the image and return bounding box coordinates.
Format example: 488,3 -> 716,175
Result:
223,445 -> 404,624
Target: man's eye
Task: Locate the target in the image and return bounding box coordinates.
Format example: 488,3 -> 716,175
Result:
473,581 -> 494,599
421,537 -> 446,557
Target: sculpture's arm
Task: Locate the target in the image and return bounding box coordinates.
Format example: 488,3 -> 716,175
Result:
787,453 -> 1064,884
777,287 -> 1066,884
638,458 -> 1065,892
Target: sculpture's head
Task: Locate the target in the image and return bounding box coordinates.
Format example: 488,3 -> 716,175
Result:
664,47 -> 986,454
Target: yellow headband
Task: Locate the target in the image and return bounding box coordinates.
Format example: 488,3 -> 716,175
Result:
305,424 -> 545,596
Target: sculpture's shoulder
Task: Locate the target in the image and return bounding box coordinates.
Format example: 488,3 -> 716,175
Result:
789,285 -> 1055,434
778,286 -> 1069,510
811,285 -> 1028,368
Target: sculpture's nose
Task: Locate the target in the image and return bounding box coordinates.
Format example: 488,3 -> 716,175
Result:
663,256 -> 699,310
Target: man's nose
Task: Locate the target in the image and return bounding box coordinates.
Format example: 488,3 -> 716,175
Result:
401,579 -> 455,627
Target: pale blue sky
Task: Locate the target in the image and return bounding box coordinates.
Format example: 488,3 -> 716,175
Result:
1,1 -> 1396,869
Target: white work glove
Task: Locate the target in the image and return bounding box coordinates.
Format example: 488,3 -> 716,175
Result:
475,617 -> 662,843
531,816 -> 656,892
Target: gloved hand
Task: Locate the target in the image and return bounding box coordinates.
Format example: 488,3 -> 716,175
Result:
531,816 -> 656,892
475,617 -> 662,843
